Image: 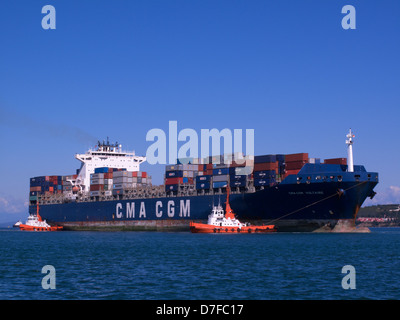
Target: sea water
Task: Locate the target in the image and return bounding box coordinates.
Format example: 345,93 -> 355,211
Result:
1,228 -> 399,300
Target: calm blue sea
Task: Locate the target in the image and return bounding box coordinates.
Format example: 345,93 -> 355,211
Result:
1,228 -> 399,300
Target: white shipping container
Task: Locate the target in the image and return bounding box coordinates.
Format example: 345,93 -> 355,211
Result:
90,173 -> 105,179
213,175 -> 228,182
113,171 -> 130,178
235,166 -> 253,175
166,164 -> 183,171
90,179 -> 104,185
113,177 -> 133,183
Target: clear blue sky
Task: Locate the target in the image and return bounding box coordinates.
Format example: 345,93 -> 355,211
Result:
0,0 -> 399,223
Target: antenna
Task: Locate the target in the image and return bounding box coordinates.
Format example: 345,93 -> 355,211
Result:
346,128 -> 355,172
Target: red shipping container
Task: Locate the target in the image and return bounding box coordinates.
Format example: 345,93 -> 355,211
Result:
104,172 -> 113,179
206,164 -> 213,170
132,171 -> 138,177
90,184 -> 104,191
230,160 -> 253,167
324,158 -> 347,165
142,172 -> 147,178
286,169 -> 300,175
285,160 -> 307,170
254,162 -> 278,171
285,153 -> 309,162
165,177 -> 183,185
230,161 -> 243,168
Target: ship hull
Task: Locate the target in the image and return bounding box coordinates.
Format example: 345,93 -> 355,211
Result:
29,178 -> 377,232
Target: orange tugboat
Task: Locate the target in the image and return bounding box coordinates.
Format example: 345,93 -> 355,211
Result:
190,187 -> 276,233
19,203 -> 63,231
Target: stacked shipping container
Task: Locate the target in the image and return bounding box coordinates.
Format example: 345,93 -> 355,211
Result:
29,167 -> 152,200
283,153 -> 309,177
253,154 -> 280,187
29,175 -> 78,201
165,156 -> 253,193
165,152 -> 326,192
165,164 -> 198,192
324,158 -> 347,165
90,167 -> 151,197
31,153 -> 343,200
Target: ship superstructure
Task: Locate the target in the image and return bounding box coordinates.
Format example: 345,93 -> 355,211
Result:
74,138 -> 146,192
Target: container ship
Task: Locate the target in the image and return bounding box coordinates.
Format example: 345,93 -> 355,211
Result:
28,130 -> 378,232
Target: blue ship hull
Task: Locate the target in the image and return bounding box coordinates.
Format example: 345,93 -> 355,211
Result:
29,164 -> 378,232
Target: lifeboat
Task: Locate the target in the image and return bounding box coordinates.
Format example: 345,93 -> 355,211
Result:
190,187 -> 276,233
19,203 -> 63,231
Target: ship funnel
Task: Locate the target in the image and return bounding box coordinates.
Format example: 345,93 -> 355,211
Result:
346,129 -> 355,172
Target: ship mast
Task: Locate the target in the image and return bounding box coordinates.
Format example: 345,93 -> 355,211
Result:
36,202 -> 43,221
225,186 -> 235,219
346,129 -> 355,172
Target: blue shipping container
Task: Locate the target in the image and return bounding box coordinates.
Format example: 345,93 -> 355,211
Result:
254,178 -> 276,186
254,170 -> 276,179
254,155 -> 276,164
196,175 -> 211,182
213,181 -> 227,188
276,154 -> 285,163
166,170 -> 183,178
165,184 -> 179,191
213,168 -> 229,175
254,179 -> 268,186
229,174 -> 247,181
230,180 -> 246,187
95,167 -> 109,173
196,181 -> 210,189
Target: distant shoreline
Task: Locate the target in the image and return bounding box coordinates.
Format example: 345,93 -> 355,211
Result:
358,204 -> 400,227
